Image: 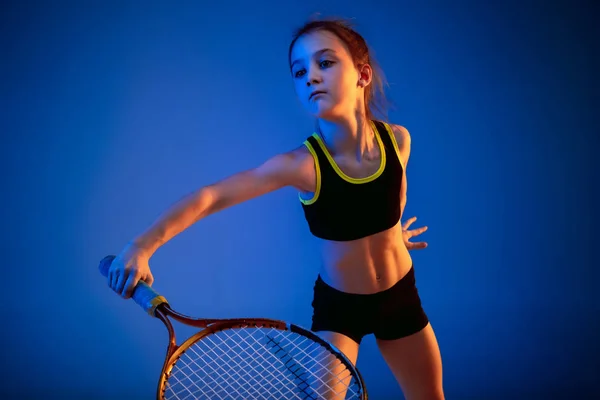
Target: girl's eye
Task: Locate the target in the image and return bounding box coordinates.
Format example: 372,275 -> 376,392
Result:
293,60 -> 334,79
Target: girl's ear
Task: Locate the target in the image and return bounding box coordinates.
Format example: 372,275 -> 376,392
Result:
357,63 -> 373,88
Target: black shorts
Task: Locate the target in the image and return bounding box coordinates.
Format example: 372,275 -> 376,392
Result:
310,266 -> 429,344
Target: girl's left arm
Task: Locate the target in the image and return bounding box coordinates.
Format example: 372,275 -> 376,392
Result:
392,124 -> 428,250
391,124 -> 411,216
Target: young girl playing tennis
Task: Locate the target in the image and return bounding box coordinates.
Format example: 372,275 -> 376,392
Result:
108,18 -> 445,399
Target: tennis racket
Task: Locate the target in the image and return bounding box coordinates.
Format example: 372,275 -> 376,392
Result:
99,255 -> 368,399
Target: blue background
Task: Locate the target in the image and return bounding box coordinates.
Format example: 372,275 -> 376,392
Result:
2,0 -> 597,398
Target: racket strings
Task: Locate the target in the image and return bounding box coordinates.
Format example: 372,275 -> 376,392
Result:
168,331 -> 305,400
162,327 -> 362,400
265,333 -> 354,396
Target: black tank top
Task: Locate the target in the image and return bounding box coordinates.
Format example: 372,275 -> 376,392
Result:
299,120 -> 404,241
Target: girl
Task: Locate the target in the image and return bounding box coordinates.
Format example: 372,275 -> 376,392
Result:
108,18 -> 444,400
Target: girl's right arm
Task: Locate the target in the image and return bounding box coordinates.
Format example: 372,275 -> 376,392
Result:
108,147 -> 312,298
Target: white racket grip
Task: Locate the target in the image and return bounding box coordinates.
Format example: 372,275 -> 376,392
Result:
99,255 -> 168,316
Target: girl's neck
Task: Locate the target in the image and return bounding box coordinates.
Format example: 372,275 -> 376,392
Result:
316,112 -> 377,161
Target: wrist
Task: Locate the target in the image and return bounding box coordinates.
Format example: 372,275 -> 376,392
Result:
128,237 -> 156,260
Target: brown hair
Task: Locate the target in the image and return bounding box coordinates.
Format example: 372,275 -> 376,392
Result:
288,17 -> 391,122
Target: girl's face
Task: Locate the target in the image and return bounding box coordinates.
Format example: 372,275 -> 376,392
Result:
290,30 -> 363,120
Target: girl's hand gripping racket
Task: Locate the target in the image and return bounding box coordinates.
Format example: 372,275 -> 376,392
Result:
99,255 -> 368,400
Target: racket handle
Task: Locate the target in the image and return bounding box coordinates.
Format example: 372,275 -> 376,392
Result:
99,255 -> 168,316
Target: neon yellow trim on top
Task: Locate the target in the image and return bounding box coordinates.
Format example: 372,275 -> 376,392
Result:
383,122 -> 406,171
299,140 -> 321,205
312,120 -> 386,184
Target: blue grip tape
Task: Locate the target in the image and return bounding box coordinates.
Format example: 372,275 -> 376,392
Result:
131,280 -> 168,315
99,255 -> 167,316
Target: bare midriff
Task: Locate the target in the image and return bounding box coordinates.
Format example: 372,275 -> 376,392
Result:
317,220 -> 413,294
